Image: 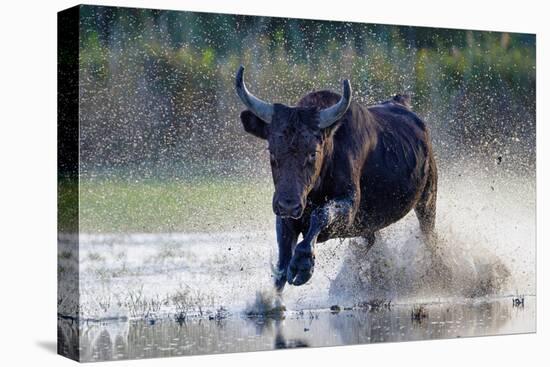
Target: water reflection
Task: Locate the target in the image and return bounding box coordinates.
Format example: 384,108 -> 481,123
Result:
58,297 -> 535,362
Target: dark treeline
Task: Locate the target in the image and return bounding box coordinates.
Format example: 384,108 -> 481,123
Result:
77,5 -> 536,178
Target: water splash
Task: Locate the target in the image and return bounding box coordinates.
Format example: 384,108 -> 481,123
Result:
328,163 -> 534,306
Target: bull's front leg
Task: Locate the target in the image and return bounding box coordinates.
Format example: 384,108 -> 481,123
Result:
274,216 -> 299,293
287,197 -> 355,286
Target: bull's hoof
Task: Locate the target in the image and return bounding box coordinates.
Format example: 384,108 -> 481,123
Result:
274,268 -> 287,292
264,293 -> 286,318
287,249 -> 315,286
268,304 -> 287,315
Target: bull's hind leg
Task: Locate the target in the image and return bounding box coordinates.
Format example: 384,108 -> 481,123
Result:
414,156 -> 437,242
414,157 -> 453,287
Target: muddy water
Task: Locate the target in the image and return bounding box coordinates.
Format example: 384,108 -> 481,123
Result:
58,297 -> 534,362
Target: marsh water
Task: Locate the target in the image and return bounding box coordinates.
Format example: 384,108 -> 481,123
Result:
57,168 -> 536,361
58,297 -> 534,362
58,170 -> 536,362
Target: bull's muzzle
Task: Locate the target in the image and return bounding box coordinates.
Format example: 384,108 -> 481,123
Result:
274,197 -> 304,219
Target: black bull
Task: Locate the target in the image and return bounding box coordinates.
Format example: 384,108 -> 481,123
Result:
235,66 -> 437,292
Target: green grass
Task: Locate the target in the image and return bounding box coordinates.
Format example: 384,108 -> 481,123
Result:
77,177 -> 274,233
58,178 -> 79,233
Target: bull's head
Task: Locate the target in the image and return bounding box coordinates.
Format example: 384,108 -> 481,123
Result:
236,66 -> 352,219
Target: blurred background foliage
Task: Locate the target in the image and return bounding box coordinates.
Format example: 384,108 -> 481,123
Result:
78,6 -> 535,179
72,6 -> 535,232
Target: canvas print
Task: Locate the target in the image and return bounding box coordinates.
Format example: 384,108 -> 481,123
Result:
57,4 -> 536,362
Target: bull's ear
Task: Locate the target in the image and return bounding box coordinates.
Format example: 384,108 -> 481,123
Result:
240,110 -> 269,139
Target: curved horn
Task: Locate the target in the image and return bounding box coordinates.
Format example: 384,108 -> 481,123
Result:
235,66 -> 274,123
319,80 -> 352,128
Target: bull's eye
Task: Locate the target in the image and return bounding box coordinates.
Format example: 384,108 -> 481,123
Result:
306,152 -> 317,165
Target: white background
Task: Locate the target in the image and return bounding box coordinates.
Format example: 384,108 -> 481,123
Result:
0,0 -> 547,365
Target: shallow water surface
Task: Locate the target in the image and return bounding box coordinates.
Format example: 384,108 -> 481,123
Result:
59,297 -> 535,362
